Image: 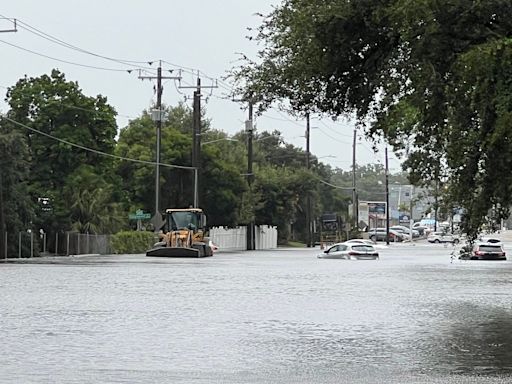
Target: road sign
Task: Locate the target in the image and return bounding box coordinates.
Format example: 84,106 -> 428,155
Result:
129,209 -> 151,220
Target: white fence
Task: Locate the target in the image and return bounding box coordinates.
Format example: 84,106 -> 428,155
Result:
209,225 -> 278,252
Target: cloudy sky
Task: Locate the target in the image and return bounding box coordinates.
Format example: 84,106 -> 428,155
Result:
0,1 -> 402,171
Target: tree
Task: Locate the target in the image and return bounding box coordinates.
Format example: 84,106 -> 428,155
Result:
0,119 -> 34,257
232,0 -> 512,239
116,105 -> 246,227
5,69 -> 119,235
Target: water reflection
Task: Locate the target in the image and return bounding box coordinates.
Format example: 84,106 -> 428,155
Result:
424,304 -> 512,375
2,248 -> 512,383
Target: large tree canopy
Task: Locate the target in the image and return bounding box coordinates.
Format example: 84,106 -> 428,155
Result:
232,0 -> 512,239
5,69 -> 121,234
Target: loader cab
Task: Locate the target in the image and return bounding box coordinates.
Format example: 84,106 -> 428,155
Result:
165,208 -> 206,232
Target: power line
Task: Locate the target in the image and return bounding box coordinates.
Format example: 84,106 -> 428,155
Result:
1,115 -> 196,170
0,39 -> 137,72
8,18 -> 156,70
314,118 -> 353,138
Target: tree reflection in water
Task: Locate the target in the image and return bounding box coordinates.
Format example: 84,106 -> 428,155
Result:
425,304 -> 512,375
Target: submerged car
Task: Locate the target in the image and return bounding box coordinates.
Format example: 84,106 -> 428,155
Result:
318,242 -> 379,260
344,239 -> 376,246
471,241 -> 506,260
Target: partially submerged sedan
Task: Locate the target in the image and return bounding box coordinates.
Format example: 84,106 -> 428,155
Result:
318,242 -> 379,260
471,241 -> 506,260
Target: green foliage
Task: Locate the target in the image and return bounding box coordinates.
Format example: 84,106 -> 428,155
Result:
64,165 -> 126,234
110,231 -> 157,254
0,120 -> 35,257
5,69 -> 119,234
232,0 -> 512,239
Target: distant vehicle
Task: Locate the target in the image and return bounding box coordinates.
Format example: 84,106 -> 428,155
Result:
477,236 -> 501,244
318,242 -> 379,260
344,239 -> 376,246
470,241 -> 506,260
316,212 -> 344,246
146,208 -> 213,257
427,231 -> 460,244
412,222 -> 429,235
390,225 -> 420,238
368,228 -> 403,242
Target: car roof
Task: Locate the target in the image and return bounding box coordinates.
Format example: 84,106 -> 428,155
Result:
476,240 -> 503,246
478,237 -> 501,243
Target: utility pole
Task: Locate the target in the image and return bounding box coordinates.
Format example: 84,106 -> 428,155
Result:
352,128 -> 358,231
0,19 -> 16,258
385,146 -> 390,245
193,78 -> 201,207
179,77 -> 217,207
138,62 -> 181,228
246,100 -> 255,251
409,185 -> 414,242
306,113 -> 312,247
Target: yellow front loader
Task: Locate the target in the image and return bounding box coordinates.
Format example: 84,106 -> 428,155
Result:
146,208 -> 213,258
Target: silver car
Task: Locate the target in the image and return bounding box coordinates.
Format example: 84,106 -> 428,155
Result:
318,243 -> 379,260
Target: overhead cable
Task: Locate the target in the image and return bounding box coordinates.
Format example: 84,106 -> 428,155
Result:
1,115 -> 196,170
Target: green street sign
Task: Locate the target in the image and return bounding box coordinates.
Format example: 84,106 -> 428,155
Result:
129,209 -> 151,220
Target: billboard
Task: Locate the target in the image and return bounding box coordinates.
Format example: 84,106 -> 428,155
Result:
358,201 -> 387,228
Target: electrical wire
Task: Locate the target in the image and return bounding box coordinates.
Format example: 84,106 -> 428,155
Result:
1,115 -> 196,170
0,39 -> 137,72
0,15 -> 157,70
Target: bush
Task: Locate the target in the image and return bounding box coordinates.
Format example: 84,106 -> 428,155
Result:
110,231 -> 157,254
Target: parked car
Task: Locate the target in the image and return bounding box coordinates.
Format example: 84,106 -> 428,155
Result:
471,241 -> 506,260
390,225 -> 420,239
318,242 -> 379,260
412,222 -> 428,235
368,228 -> 403,242
427,231 -> 460,244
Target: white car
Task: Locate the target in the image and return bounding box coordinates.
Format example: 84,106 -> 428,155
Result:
318,242 -> 379,260
427,232 -> 460,244
344,239 -> 376,246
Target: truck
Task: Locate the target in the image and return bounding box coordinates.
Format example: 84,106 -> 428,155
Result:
318,213 -> 343,248
146,208 -> 213,258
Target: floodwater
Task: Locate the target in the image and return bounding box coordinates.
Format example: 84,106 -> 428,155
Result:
2,242 -> 512,383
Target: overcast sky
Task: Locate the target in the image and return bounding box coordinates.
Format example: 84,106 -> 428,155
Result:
0,1 -> 402,171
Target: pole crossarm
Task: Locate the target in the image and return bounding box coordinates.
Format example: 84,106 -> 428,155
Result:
0,18 -> 17,33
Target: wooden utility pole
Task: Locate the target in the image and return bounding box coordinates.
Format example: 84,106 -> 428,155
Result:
246,101 -> 255,250
179,77 -> 217,207
306,113 -> 312,247
138,62 -> 181,226
193,78 -> 201,207
352,129 -> 358,229
0,18 -> 17,258
385,146 -> 390,245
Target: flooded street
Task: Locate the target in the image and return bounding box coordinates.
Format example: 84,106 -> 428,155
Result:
2,242 -> 512,383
